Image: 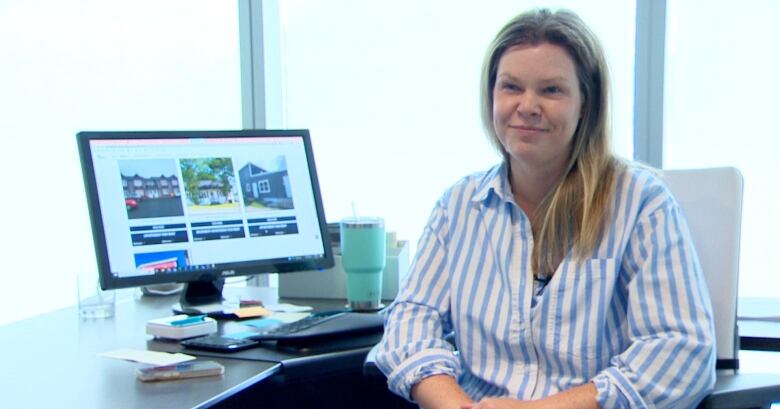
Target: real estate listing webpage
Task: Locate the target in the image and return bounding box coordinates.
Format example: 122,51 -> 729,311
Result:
89,136 -> 326,278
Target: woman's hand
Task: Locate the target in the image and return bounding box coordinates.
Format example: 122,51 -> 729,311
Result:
412,375 -> 474,409
461,383 -> 599,409
461,397 -> 540,409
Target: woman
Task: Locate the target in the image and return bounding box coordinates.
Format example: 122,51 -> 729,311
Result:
375,8 -> 715,409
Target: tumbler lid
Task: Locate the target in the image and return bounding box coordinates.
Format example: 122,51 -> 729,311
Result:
341,217 -> 384,229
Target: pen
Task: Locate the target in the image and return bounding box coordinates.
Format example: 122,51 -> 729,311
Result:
170,314 -> 207,326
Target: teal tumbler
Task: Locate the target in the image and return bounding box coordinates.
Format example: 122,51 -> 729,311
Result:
340,217 -> 386,311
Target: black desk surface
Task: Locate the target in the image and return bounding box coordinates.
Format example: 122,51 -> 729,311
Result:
738,298 -> 780,351
0,287 -> 378,409
4,289 -> 779,408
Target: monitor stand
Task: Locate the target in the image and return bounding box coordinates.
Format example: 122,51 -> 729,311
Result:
141,283 -> 184,296
171,278 -> 231,317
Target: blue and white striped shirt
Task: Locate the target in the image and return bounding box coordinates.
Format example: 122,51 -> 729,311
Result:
376,162 -> 716,408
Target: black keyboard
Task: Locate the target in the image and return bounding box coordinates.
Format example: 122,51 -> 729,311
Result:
251,311 -> 384,342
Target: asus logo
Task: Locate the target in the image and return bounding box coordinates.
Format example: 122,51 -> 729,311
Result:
221,270 -> 237,276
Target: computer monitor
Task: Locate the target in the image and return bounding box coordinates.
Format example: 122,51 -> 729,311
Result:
77,129 -> 333,312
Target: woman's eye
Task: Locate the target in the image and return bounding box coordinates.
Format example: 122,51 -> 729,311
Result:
544,86 -> 563,94
500,82 -> 520,92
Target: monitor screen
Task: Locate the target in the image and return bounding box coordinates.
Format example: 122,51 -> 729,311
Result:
77,129 -> 333,307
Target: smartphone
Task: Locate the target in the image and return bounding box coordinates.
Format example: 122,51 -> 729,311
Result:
136,360 -> 224,382
180,334 -> 260,352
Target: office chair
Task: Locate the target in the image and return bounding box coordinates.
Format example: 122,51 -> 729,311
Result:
663,167 -> 780,409
364,167 -> 780,408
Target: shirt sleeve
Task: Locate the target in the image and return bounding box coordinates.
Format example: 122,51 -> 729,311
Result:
375,199 -> 461,401
592,198 -> 717,408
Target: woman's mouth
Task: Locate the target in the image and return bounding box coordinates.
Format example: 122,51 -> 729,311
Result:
509,125 -> 546,132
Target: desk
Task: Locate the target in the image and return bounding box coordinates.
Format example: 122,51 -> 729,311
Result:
740,320 -> 780,352
739,298 -> 780,352
6,289 -> 779,409
0,287 -> 389,409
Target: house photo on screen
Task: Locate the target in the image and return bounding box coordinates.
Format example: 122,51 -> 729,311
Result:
134,249 -> 190,273
179,157 -> 240,214
238,155 -> 294,212
119,159 -> 185,220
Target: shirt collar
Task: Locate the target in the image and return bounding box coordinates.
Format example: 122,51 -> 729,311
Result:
471,161 -> 513,204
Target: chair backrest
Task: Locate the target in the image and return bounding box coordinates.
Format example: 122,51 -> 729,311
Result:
662,167 -> 744,368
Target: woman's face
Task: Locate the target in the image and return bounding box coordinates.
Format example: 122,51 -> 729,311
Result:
492,42 -> 582,174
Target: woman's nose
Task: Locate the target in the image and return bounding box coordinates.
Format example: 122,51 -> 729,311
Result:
515,92 -> 541,117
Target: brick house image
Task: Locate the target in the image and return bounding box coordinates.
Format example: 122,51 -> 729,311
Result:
122,174 -> 181,199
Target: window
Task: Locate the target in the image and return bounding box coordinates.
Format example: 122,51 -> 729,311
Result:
0,0 -> 241,324
0,1 -> 665,324
664,0 -> 779,300
258,180 -> 271,194
273,0 -> 636,248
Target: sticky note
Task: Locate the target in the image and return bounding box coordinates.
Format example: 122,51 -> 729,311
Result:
271,312 -> 311,323
241,318 -> 282,329
222,331 -> 260,339
264,303 -> 313,313
233,306 -> 272,319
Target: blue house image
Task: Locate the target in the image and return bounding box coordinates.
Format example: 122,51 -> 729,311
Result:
238,162 -> 294,210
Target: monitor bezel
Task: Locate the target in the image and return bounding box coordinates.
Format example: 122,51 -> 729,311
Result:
77,129 -> 334,291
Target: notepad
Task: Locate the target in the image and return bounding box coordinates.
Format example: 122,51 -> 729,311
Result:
146,315 -> 217,339
99,349 -> 195,366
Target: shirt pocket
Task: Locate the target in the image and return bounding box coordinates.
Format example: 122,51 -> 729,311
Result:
543,258 -> 619,361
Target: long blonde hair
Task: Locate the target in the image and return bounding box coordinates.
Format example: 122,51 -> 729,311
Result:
480,9 -> 623,276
